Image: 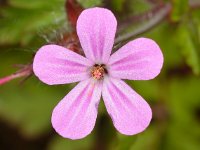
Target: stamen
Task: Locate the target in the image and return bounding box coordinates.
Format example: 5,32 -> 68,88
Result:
91,64 -> 106,80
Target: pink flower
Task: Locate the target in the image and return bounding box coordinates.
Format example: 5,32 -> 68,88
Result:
33,7 -> 163,140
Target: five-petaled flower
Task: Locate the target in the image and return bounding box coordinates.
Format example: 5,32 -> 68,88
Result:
33,7 -> 163,140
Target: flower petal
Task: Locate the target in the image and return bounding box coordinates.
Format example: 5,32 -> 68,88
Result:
102,77 -> 152,135
33,45 -> 93,85
51,79 -> 102,139
108,38 -> 163,80
77,7 -> 117,63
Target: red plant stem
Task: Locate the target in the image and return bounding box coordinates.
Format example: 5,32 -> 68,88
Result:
189,0 -> 200,9
0,64 -> 33,86
115,3 -> 171,45
65,0 -> 83,29
117,3 -> 166,33
115,0 -> 200,45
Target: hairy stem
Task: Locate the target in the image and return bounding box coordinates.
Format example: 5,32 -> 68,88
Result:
0,64 -> 33,86
115,0 -> 200,45
115,3 -> 171,45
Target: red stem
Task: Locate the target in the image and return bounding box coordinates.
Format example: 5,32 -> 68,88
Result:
0,64 -> 33,86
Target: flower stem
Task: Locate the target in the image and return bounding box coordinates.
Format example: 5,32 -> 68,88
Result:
0,64 -> 33,86
115,3 -> 171,45
115,0 -> 200,45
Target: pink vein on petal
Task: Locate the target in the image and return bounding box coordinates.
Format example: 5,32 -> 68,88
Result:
102,77 -> 152,135
77,7 -> 117,63
51,79 -> 102,139
108,38 -> 163,80
33,44 -> 93,85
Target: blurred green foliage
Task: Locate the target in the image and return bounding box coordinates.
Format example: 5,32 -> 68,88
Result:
0,0 -> 200,150
0,0 -> 66,46
171,0 -> 189,22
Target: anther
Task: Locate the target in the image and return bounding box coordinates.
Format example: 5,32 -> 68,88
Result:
91,64 -> 106,80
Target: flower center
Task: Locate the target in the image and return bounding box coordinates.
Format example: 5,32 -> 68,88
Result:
91,64 -> 107,80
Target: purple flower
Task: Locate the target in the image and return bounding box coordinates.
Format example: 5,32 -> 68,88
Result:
33,7 -> 163,140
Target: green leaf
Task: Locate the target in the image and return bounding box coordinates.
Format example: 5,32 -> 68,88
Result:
111,133 -> 137,150
127,79 -> 160,103
110,0 -> 125,12
175,23 -> 200,75
77,0 -> 102,8
129,127 -> 160,150
171,0 -> 189,22
48,135 -> 94,150
164,77 -> 200,150
0,0 -> 66,46
127,0 -> 151,15
191,9 -> 200,50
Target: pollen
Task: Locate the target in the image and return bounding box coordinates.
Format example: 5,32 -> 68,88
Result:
91,64 -> 106,80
